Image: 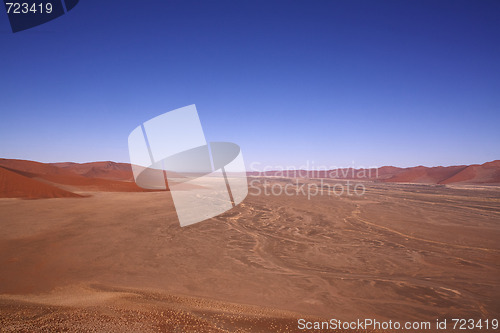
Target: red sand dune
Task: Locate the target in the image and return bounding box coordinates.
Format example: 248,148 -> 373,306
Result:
1,158 -> 499,199
249,161 -> 500,184
441,160 -> 500,184
38,173 -> 154,192
0,159 -> 156,196
383,165 -> 467,184
383,161 -> 500,184
0,158 -> 133,181
0,158 -> 75,176
50,161 -> 134,181
374,166 -> 404,179
0,166 -> 82,199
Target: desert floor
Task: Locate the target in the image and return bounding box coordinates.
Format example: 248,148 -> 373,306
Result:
1,178 -> 499,332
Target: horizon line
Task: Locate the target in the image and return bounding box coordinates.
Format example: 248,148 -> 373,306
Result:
1,157 -> 498,171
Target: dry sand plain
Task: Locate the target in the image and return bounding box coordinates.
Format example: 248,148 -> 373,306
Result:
0,178 -> 499,332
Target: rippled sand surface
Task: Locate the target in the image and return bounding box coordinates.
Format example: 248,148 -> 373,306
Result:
1,179 -> 499,331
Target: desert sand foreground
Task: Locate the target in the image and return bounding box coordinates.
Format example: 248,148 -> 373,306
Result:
0,284 -> 325,332
0,179 -> 499,332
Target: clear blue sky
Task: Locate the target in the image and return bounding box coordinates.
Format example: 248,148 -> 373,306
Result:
1,0 -> 499,168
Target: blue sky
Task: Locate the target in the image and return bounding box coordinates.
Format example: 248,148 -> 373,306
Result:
1,0 -> 499,168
